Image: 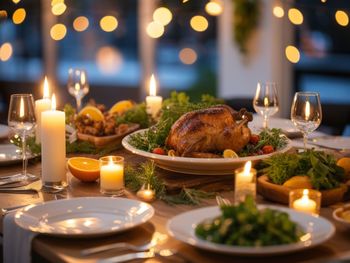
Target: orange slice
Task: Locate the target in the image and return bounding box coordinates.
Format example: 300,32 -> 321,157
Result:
109,100 -> 134,115
67,157 -> 100,182
223,149 -> 238,158
79,106 -> 104,121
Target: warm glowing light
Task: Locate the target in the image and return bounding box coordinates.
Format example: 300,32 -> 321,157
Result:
0,10 -> 8,19
0,43 -> 13,62
50,24 -> 67,41
51,94 -> 56,111
305,100 -> 310,120
43,77 -> 50,99
100,16 -> 118,32
321,0 -> 326,2
73,16 -> 89,32
264,97 -> 269,107
335,10 -> 349,26
205,0 -> 223,16
19,97 -> 24,118
96,46 -> 123,74
285,45 -> 300,63
146,21 -> 164,38
12,0 -> 21,4
81,71 -> 86,84
52,3 -> 66,16
51,0 -> 64,6
273,6 -> 284,18
179,48 -> 197,65
288,8 -> 303,25
153,7 -> 172,26
190,15 -> 208,32
149,74 -> 157,96
75,83 -> 80,91
243,161 -> 252,176
12,8 -> 26,24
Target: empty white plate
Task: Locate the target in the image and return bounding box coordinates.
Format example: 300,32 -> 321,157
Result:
15,197 -> 154,238
0,144 -> 36,166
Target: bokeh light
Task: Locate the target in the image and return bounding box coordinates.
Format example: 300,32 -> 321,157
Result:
50,24 -> 67,41
73,16 -> 89,32
190,15 -> 208,32
51,0 -> 64,6
285,45 -> 300,63
0,43 -> 13,62
12,8 -> 26,24
179,48 -> 197,65
12,0 -> 21,3
100,16 -> 118,32
273,6 -> 284,18
52,3 -> 67,16
153,7 -> 172,26
205,1 -> 223,16
0,10 -> 7,19
335,10 -> 349,26
96,46 -> 123,74
146,21 -> 164,38
288,8 -> 303,25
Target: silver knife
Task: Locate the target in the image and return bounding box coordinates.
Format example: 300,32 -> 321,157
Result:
97,251 -> 154,263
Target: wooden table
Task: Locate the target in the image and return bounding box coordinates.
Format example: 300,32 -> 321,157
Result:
1,148 -> 350,263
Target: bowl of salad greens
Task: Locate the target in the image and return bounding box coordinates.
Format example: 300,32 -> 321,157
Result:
167,197 -> 335,255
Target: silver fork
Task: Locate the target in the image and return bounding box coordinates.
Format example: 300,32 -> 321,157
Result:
81,240 -> 156,256
216,195 -> 232,206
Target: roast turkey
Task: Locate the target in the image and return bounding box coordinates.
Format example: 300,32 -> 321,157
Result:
165,105 -> 252,157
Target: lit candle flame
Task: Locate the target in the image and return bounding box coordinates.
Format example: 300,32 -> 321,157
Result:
303,189 -> 309,196
19,97 -> 25,118
243,161 -> 252,176
43,76 -> 50,99
51,94 -> 56,111
75,83 -> 80,91
305,100 -> 310,120
149,74 -> 157,96
108,156 -> 114,165
81,71 -> 86,85
264,97 -> 269,107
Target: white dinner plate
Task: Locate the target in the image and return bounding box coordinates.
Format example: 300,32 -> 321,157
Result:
309,136 -> 350,150
0,144 -> 36,166
0,124 -> 9,139
122,129 -> 292,175
15,197 -> 154,238
167,205 -> 335,256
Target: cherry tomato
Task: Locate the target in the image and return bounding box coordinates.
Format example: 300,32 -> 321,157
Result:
262,145 -> 274,154
152,147 -> 166,155
250,134 -> 260,145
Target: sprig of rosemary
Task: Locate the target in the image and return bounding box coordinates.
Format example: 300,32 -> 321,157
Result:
125,160 -> 215,205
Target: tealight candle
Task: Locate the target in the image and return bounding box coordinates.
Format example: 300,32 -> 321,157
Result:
234,161 -> 257,203
290,189 -> 321,214
41,94 -> 67,192
137,184 -> 155,202
146,74 -> 162,119
99,156 -> 124,196
35,77 -> 51,144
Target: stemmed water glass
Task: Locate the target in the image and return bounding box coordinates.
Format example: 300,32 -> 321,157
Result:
291,92 -> 322,150
8,94 -> 37,180
253,82 -> 279,129
67,68 -> 89,111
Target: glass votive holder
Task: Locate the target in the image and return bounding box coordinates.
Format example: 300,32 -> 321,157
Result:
99,156 -> 124,196
234,161 -> 257,204
289,189 -> 321,215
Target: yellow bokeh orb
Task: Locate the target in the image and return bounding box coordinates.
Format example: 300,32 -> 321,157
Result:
100,16 -> 118,32
0,43 -> 13,62
146,21 -> 164,38
12,0 -> 21,4
190,15 -> 208,32
0,10 -> 8,19
73,16 -> 89,32
179,48 -> 197,65
205,1 -> 223,16
52,3 -> 67,16
12,8 -> 26,25
96,46 -> 123,75
153,7 -> 172,26
335,10 -> 349,26
288,8 -> 303,25
273,6 -> 284,18
285,45 -> 300,63
50,24 -> 67,41
51,0 -> 64,6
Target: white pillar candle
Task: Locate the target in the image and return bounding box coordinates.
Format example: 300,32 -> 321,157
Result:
35,77 -> 51,144
41,94 -> 66,186
146,74 -> 162,118
292,189 -> 317,214
234,161 -> 257,203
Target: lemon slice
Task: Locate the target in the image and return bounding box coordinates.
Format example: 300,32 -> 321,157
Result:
168,149 -> 176,157
79,106 -> 104,121
223,149 -> 238,158
109,100 -> 134,115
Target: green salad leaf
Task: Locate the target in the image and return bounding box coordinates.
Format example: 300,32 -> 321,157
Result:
116,103 -> 149,128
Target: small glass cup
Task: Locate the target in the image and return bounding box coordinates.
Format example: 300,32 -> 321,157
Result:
99,156 -> 124,196
289,189 -> 321,215
234,162 -> 257,204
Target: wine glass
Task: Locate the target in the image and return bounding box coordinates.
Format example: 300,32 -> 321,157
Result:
291,92 -> 322,150
253,82 -> 279,129
67,68 -> 89,111
8,94 -> 37,180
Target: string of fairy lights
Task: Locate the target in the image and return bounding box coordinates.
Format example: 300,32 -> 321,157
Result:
0,0 -> 349,65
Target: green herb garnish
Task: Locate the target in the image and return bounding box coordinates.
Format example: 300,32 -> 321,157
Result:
116,103 -> 149,128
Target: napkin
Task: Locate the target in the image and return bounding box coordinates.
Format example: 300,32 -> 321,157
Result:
3,211 -> 37,263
